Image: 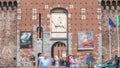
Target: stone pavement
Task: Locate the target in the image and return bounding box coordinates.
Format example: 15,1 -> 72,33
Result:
0,66 -> 88,68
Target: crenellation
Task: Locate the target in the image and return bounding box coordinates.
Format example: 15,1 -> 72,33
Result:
0,1 -> 17,11
101,0 -> 120,10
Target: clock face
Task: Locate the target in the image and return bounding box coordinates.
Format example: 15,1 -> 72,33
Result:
51,13 -> 67,32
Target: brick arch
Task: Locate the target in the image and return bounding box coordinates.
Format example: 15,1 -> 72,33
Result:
50,7 -> 68,14
51,41 -> 66,58
0,1 -> 2,7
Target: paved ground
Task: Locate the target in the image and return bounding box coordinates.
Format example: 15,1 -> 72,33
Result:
0,66 -> 88,68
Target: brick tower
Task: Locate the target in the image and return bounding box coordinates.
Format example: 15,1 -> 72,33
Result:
0,0 -> 17,66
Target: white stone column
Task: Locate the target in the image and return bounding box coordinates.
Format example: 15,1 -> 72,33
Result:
97,33 -> 102,63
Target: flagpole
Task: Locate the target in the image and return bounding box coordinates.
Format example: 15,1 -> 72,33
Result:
108,17 -> 112,59
109,25 -> 111,59
108,17 -> 117,58
117,16 -> 119,56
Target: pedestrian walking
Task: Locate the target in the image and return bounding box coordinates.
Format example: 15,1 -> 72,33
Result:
66,55 -> 70,68
74,56 -> 80,68
38,53 -> 43,68
86,53 -> 94,68
70,55 -> 76,68
39,54 -> 51,68
54,55 -> 59,68
20,56 -> 24,68
115,55 -> 119,68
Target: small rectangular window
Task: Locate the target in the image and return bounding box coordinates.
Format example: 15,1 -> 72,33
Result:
81,8 -> 86,14
32,8 -> 37,14
97,8 -> 101,13
97,15 -> 101,20
17,15 -> 21,20
81,15 -> 86,20
17,8 -> 21,13
32,15 -> 37,20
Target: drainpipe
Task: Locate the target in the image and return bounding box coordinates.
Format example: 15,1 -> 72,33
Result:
35,13 -> 42,68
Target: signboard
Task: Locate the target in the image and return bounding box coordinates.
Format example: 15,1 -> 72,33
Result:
20,31 -> 32,48
78,31 -> 94,50
51,33 -> 67,39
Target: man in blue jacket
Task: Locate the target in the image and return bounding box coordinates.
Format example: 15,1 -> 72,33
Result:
86,53 -> 94,68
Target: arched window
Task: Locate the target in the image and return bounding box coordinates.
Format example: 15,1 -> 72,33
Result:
3,1 -> 7,10
101,0 -> 106,9
106,1 -> 111,9
0,1 -> 2,7
106,1 -> 111,6
117,1 -> 120,6
3,1 -> 7,7
8,1 -> 12,7
8,1 -> 12,10
13,1 -> 17,8
112,1 -> 116,6
112,1 -> 116,9
101,0 -> 105,6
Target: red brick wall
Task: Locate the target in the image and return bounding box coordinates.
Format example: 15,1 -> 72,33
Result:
18,0 -> 101,66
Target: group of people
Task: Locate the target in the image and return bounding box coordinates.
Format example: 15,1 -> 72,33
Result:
20,52 -> 95,68
38,54 -> 81,68
66,55 -> 80,68
52,55 -> 80,68
66,53 -> 94,68
52,56 -> 66,66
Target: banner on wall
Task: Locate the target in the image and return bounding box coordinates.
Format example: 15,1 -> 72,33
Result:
78,31 -> 94,50
20,31 -> 32,48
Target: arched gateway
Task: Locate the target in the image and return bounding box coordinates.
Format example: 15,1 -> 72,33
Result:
51,42 -> 66,58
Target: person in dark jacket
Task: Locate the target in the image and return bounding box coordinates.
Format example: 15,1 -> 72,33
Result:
86,53 -> 94,68
115,55 -> 119,68
66,55 -> 70,68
